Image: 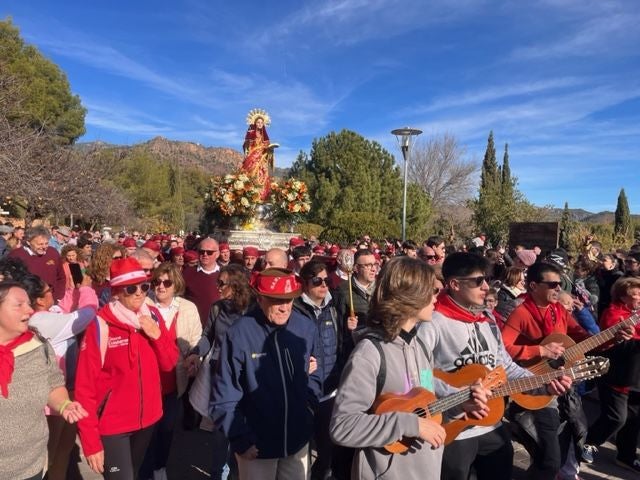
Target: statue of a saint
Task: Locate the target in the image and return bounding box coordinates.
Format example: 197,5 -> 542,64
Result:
240,109 -> 278,201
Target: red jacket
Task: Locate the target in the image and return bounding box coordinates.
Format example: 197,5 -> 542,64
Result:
502,300 -> 589,362
75,304 -> 178,456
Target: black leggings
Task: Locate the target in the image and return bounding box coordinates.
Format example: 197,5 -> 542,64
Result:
102,426 -> 155,480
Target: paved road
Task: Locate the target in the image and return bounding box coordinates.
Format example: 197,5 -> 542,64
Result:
74,394 -> 635,479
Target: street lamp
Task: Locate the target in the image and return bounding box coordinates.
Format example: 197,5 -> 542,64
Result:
391,127 -> 422,242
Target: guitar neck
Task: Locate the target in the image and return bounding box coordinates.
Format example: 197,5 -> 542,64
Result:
566,312 -> 639,359
492,368 -> 576,397
427,388 -> 472,417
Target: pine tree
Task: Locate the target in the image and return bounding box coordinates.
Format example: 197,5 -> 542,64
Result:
614,188 -> 632,241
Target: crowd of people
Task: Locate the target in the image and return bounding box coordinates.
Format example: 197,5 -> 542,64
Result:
0,222 -> 639,480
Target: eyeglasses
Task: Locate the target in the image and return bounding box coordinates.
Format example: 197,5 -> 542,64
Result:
310,277 -> 330,287
123,283 -> 151,295
356,263 -> 376,269
199,249 -> 218,256
456,276 -> 487,287
538,280 -> 562,289
217,280 -> 229,288
152,279 -> 173,289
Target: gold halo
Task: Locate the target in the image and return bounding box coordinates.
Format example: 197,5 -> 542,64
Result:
246,108 -> 271,126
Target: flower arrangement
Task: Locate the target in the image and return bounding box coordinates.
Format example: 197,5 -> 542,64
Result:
208,173 -> 263,217
269,178 -> 311,226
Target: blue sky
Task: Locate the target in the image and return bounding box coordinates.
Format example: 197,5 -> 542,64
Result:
3,0 -> 639,213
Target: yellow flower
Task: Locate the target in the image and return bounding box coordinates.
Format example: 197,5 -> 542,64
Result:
240,197 -> 250,207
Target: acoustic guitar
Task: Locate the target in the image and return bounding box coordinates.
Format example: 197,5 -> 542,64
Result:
512,310 -> 640,410
436,356 -> 608,445
371,364 -> 505,454
373,357 -> 609,453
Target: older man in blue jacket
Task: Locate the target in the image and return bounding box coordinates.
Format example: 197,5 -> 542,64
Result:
211,267 -> 321,480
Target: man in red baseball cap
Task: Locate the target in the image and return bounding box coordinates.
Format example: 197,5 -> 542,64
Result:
211,268 -> 321,479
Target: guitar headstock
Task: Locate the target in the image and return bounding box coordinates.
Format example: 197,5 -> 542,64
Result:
568,356 -> 610,382
482,365 -> 506,390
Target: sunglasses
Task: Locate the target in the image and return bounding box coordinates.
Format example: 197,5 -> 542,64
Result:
539,280 -> 562,289
152,279 -> 173,288
310,277 -> 330,287
456,276 -> 487,287
199,249 -> 218,256
112,255 -> 123,260
423,255 -> 437,260
217,280 -> 230,288
123,283 -> 151,295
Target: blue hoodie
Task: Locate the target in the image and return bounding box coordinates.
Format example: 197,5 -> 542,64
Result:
210,305 -> 321,458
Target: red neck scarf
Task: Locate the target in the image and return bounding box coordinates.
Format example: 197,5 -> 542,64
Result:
0,330 -> 35,398
521,294 -> 563,336
435,293 -> 490,323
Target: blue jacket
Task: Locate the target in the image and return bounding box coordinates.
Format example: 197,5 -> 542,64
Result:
293,295 -> 341,397
210,305 -> 321,458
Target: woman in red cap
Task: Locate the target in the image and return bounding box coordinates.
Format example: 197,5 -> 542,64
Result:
75,258 -> 179,479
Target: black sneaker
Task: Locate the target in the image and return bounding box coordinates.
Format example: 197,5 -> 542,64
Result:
581,444 -> 597,464
615,458 -> 640,473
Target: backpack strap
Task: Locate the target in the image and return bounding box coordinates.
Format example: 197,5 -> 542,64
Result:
363,335 -> 386,398
415,335 -> 433,365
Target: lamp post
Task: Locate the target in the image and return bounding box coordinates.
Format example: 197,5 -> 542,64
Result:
391,127 -> 422,242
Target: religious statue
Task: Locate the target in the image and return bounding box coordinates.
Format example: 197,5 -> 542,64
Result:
240,108 -> 279,201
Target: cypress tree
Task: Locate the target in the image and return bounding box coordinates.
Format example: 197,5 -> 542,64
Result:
614,188 -> 632,241
559,201 -> 572,250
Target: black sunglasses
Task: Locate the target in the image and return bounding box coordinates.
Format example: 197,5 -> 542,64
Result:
424,255 -> 437,260
199,249 -> 218,256
124,283 -> 151,295
456,275 -> 487,287
539,280 -> 562,289
217,280 -> 229,288
152,279 -> 173,288
310,277 -> 330,287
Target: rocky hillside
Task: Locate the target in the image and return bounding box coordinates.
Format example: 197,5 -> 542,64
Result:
77,136 -> 244,176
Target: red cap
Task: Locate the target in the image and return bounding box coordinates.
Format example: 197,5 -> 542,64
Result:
328,245 -> 340,255
219,242 -> 230,252
289,237 -> 305,247
251,268 -> 302,299
171,247 -> 185,257
123,238 -> 137,248
243,246 -> 259,257
142,240 -> 161,253
313,245 -> 326,254
110,258 -> 148,287
183,250 -> 198,263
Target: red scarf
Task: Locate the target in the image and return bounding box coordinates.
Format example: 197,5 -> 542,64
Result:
521,294 -> 564,336
435,293 -> 490,323
0,330 -> 35,398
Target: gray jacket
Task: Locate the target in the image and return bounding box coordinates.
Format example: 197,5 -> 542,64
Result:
330,328 -> 443,480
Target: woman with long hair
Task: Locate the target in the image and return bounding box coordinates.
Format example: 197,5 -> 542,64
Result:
0,281 -> 87,480
75,258 -> 178,478
330,257 -> 487,479
139,263 -> 202,480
